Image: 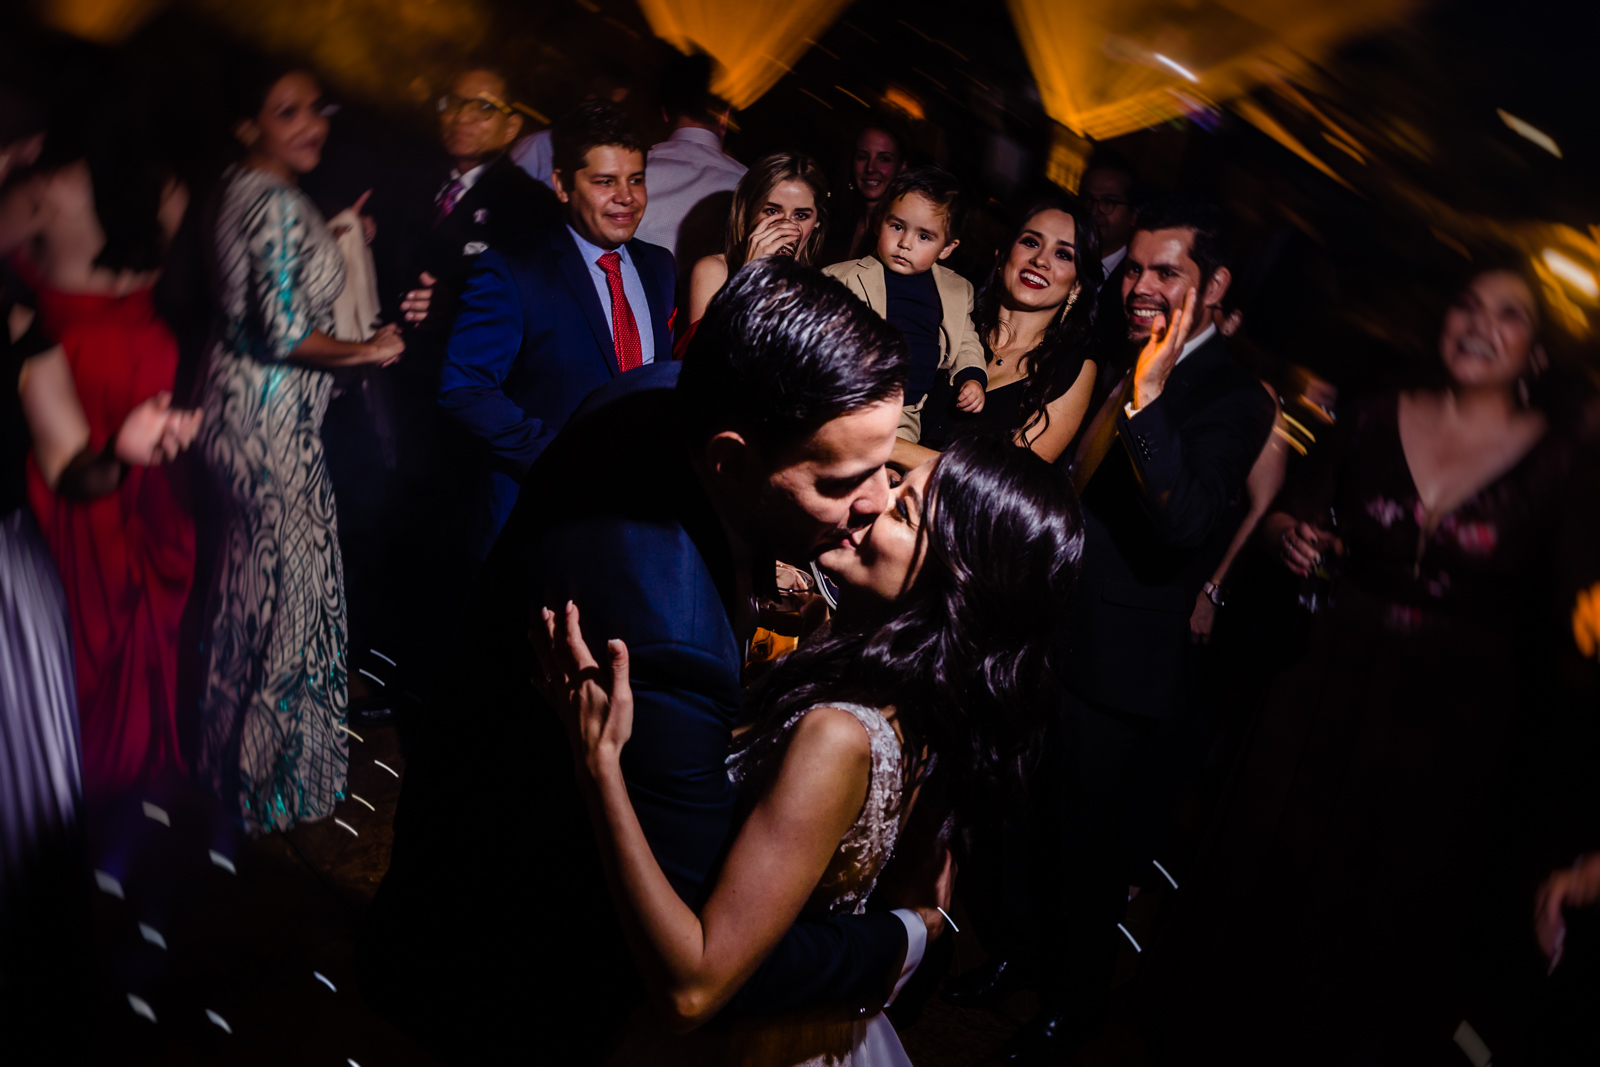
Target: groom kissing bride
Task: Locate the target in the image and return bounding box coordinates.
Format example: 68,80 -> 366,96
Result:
362,258 -> 1087,1065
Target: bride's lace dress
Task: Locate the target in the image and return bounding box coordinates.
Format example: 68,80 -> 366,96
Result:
712,700 -> 915,1067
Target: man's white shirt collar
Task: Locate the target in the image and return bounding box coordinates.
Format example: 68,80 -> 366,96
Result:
448,162 -> 488,192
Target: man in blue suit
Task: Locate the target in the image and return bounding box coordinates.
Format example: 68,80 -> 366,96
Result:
438,100 -> 675,560
363,259 -> 932,1062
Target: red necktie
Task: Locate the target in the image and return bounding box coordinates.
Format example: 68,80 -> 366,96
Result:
597,251 -> 643,373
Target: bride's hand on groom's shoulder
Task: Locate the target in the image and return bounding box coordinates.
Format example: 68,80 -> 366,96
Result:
533,601 -> 634,778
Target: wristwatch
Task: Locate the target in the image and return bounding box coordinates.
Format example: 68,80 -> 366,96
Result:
1203,581 -> 1225,607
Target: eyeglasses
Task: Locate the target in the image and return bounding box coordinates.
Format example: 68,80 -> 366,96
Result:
437,93 -> 514,120
1086,196 -> 1129,213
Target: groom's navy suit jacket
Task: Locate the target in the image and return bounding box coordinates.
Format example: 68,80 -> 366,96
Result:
364,362 -> 907,1061
438,223 -> 674,557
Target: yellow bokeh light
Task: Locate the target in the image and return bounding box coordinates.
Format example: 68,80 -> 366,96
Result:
1008,0 -> 1415,141
636,0 -> 856,110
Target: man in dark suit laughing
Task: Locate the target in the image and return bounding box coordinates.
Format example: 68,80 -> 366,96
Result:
989,197 -> 1277,1063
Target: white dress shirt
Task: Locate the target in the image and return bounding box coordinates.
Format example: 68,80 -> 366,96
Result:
566,225 -> 655,366
632,126 -> 746,260
511,129 -> 555,190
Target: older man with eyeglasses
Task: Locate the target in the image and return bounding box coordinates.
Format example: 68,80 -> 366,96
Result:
371,67 -> 560,725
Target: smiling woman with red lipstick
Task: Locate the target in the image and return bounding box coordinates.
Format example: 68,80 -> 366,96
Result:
195,60 -> 404,834
910,191 -> 1104,466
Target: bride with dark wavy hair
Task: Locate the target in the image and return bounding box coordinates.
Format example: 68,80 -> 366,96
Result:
538,434 -> 1083,1065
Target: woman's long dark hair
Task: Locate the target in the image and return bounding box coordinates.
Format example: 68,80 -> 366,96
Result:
733,436 -> 1084,833
972,192 -> 1103,439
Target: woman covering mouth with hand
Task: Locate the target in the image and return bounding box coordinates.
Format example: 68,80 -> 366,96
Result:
903,191 -> 1104,467
682,152 -> 829,341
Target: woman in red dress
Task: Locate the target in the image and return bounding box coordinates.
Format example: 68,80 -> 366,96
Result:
4,93 -> 194,800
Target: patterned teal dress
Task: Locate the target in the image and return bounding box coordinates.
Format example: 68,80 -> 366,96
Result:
198,165 -> 348,833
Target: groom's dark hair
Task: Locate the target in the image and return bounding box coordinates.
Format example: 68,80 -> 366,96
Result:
677,256 -> 908,456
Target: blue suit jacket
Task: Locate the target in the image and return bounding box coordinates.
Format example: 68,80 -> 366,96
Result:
363,362 -> 907,1059
438,224 -> 675,555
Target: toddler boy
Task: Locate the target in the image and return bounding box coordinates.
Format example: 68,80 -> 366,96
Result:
824,167 -> 985,444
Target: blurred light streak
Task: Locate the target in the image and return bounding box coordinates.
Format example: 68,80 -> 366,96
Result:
1497,109 -> 1562,158
138,923 -> 167,949
357,668 -> 385,687
370,649 -> 396,667
798,88 -> 835,110
142,801 -> 170,826
1153,54 -> 1199,83
1232,98 -> 1355,191
1117,923 -> 1143,952
316,971 -> 339,992
1322,132 -> 1366,164
1008,0 -> 1413,141
374,760 -> 400,778
206,1009 -> 232,1034
637,0 -> 855,109
350,794 -> 376,811
127,993 -> 156,1022
1542,249 -> 1598,299
209,850 -> 237,874
1152,859 -> 1180,889
94,869 -> 124,899
884,87 -> 925,121
835,86 -> 870,108
337,724 -> 365,743
1574,583 -> 1600,660
334,818 -> 359,837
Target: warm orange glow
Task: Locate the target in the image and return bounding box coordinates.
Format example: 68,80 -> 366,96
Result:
1575,583 -> 1600,661
883,86 -> 925,122
40,0 -> 165,43
186,0 -> 492,108
636,0 -> 856,110
1007,0 -> 1414,141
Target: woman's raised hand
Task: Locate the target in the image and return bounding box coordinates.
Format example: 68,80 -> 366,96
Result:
746,213 -> 804,263
533,602 -> 634,776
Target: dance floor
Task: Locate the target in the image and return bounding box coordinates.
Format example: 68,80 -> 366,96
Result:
86,721 -> 1155,1065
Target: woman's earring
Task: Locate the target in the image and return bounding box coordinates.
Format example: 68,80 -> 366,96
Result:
1063,284 -> 1082,313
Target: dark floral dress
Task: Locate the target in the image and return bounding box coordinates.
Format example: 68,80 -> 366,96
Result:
1153,393 -> 1575,1064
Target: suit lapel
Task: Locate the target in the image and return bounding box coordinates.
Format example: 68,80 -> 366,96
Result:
855,256 -> 884,314
553,227 -> 620,377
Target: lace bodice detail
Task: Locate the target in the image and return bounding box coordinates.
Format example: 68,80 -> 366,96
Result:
728,702 -> 907,916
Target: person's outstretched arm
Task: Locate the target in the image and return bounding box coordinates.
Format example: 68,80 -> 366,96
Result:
537,603 -> 938,1031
